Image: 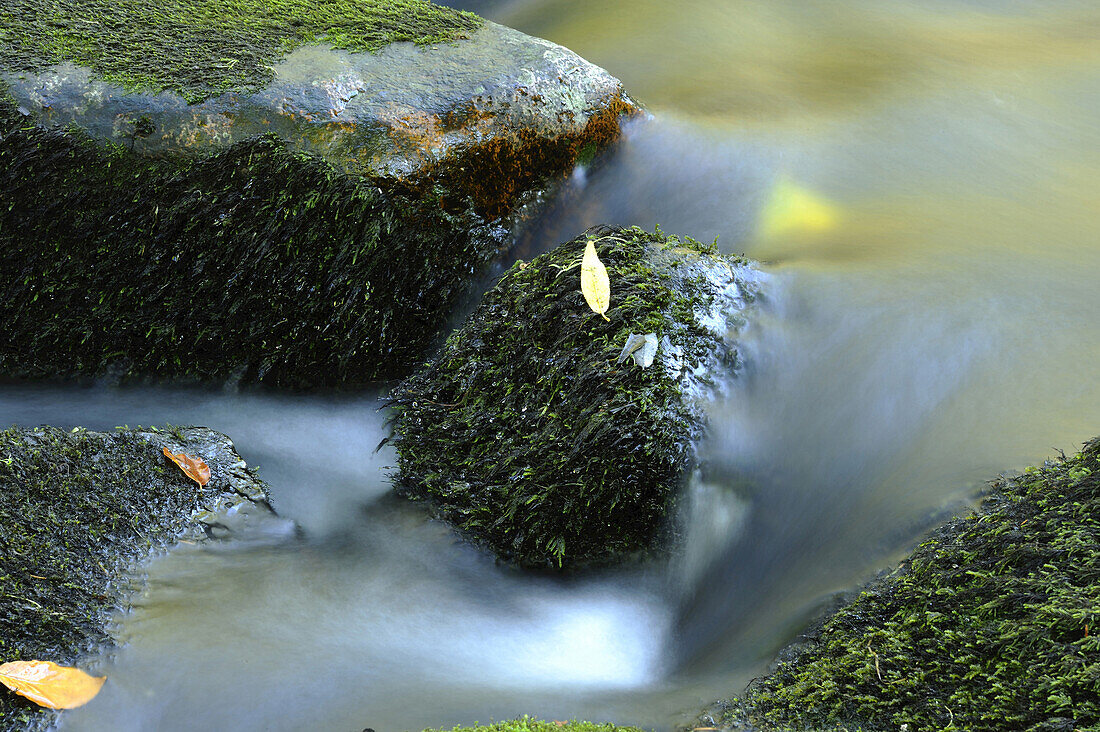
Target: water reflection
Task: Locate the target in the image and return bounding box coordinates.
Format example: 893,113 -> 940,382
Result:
479,0 -> 1100,123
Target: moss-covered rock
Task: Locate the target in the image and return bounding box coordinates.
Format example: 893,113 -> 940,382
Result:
0,1 -> 639,387
703,437 -> 1100,732
0,425 -> 280,731
421,716 -> 644,732
0,116 -> 500,387
1,0 -> 482,102
389,226 -> 761,569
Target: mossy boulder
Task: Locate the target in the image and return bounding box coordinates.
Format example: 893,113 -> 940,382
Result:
0,425 -> 282,731
422,717 -> 644,732
701,437 -> 1100,732
389,226 -> 761,569
0,1 -> 638,388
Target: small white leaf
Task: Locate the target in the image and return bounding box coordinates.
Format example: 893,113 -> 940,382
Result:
633,333 -> 659,368
616,333 -> 647,364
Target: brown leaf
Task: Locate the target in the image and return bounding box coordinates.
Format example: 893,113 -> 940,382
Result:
0,660 -> 105,709
162,446 -> 211,487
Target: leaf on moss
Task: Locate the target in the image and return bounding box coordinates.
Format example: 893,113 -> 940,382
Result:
0,660 -> 105,710
580,239 -> 611,320
162,446 -> 211,487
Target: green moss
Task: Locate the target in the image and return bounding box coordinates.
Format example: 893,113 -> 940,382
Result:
0,100 -> 502,388
0,425 -> 269,731
423,716 -> 644,732
720,438 -> 1100,731
413,95 -> 639,221
1,0 -> 482,102
389,226 -> 747,569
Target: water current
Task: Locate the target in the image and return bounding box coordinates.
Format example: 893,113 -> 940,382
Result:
2,0 -> 1099,729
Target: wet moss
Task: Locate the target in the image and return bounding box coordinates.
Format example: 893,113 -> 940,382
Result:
716,438 -> 1100,731
0,0 -> 482,102
422,717 -> 644,732
0,425 -> 272,731
389,226 -> 750,570
0,100 -> 502,388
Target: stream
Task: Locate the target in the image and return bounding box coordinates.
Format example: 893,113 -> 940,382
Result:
3,0 -> 1100,729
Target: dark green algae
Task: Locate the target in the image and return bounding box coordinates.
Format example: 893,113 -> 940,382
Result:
705,437 -> 1100,732
0,99 -> 501,388
389,226 -> 753,570
0,424 -> 273,731
0,0 -> 482,102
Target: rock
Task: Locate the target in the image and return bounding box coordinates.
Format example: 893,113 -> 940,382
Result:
388,226 -> 762,569
0,425 -> 287,731
701,437 -> 1100,732
0,1 -> 639,387
418,718 -> 644,732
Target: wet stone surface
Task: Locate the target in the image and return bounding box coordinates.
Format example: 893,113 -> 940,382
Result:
2,21 -> 637,215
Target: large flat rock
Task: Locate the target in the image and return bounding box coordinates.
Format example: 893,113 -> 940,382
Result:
4,21 -> 631,206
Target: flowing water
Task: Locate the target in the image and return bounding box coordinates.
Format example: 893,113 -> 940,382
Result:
3,1 -> 1100,729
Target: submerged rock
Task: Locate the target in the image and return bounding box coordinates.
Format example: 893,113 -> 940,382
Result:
0,425 -> 284,731
699,437 -> 1100,732
0,1 -> 638,387
389,226 -> 762,569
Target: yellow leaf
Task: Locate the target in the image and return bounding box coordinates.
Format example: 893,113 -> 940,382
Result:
580,239 -> 610,320
758,178 -> 840,238
0,660 -> 105,710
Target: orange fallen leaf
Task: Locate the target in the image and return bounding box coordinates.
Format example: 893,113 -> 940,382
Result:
162,446 -> 210,487
0,660 -> 105,709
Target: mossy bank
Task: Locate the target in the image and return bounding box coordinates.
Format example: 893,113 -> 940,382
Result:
0,1 -> 638,388
701,438 -> 1100,732
422,717 -> 643,732
0,425 -> 279,731
389,226 -> 761,569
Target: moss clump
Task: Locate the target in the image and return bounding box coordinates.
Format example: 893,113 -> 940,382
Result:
719,438 -> 1100,732
423,717 -> 643,732
0,0 -> 482,102
389,226 -> 749,569
0,101 -> 501,388
0,425 -> 271,731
